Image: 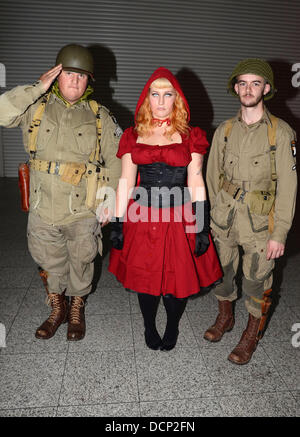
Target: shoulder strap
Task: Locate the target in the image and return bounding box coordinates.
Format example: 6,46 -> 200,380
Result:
89,100 -> 102,163
267,114 -> 278,147
267,114 -> 278,183
28,93 -> 51,157
224,118 -> 234,143
221,118 -> 235,174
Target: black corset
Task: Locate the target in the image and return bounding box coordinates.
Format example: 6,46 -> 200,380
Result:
134,163 -> 190,208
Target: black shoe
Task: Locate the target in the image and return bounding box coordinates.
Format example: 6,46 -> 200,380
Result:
160,329 -> 179,351
144,329 -> 162,350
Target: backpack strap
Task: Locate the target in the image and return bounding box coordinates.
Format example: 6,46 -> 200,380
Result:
219,118 -> 235,186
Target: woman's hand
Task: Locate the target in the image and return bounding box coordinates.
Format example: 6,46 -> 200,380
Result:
193,200 -> 210,257
110,218 -> 124,250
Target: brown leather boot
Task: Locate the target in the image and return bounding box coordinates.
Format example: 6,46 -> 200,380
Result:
35,292 -> 68,340
228,314 -> 261,365
67,296 -> 86,341
203,300 -> 234,342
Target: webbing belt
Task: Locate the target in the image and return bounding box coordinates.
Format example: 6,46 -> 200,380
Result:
30,158 -> 66,175
221,178 -> 247,202
29,158 -> 86,177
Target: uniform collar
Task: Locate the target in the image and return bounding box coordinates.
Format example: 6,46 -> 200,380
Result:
235,106 -> 273,127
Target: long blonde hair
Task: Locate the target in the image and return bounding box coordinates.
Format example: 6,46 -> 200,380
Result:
135,77 -> 190,139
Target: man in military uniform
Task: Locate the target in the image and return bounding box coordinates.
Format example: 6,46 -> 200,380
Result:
204,59 -> 297,364
0,44 -> 122,341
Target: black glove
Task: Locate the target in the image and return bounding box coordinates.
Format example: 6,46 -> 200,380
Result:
110,217 -> 124,250
192,200 -> 210,257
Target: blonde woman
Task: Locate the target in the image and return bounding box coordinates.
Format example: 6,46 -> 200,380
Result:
109,67 -> 222,351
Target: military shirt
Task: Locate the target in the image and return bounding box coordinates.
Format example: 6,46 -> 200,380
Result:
206,108 -> 297,245
0,81 -> 122,225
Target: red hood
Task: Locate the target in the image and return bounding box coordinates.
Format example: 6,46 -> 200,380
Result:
134,67 -> 190,124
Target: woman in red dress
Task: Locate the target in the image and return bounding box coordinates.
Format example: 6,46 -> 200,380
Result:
109,67 -> 222,351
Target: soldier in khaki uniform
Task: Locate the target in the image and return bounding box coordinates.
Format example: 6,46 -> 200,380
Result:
0,44 -> 122,341
204,59 -> 297,364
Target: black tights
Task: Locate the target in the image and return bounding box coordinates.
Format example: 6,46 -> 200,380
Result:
162,294 -> 187,346
138,293 -> 187,350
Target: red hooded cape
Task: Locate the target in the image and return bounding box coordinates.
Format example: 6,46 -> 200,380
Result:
134,67 -> 190,124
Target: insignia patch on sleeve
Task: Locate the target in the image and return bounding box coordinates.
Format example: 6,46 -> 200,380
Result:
115,125 -> 123,138
291,140 -> 296,157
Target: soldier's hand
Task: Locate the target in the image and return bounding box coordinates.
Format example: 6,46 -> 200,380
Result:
266,240 -> 285,260
39,64 -> 62,91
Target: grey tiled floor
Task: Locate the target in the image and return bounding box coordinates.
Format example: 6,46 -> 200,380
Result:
0,178 -> 299,417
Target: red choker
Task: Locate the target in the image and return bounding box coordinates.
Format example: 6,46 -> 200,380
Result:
152,118 -> 171,127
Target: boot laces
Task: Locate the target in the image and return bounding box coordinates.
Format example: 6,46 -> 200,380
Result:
69,297 -> 84,324
46,293 -> 64,324
238,316 -> 260,348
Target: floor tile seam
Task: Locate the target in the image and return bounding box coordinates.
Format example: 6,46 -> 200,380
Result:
215,391 -> 299,417
261,343 -> 299,392
137,394 -> 224,404
54,394 -> 223,410
195,331 -> 221,404
0,351 -> 69,358
0,405 -> 58,412
55,342 -> 71,417
129,312 -> 142,417
182,311 -> 199,346
55,400 -> 143,409
289,390 -> 300,403
2,278 -> 34,338
137,392 -> 222,405
211,389 -> 299,398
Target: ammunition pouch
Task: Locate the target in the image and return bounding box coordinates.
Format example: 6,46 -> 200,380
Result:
247,190 -> 275,216
60,162 -> 86,186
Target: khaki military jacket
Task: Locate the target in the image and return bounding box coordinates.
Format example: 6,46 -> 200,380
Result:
0,81 -> 122,225
207,108 -> 297,245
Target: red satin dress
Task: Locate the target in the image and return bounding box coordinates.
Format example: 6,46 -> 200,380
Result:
108,126 -> 223,298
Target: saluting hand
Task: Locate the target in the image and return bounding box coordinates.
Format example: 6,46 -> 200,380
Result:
39,64 -> 62,91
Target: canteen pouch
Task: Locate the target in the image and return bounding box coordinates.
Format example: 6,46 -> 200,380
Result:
18,163 -> 30,212
248,190 -> 275,216
85,162 -> 99,210
85,163 -> 110,210
95,167 -> 110,208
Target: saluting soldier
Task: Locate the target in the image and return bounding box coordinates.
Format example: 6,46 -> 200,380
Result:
204,58 -> 297,364
0,44 -> 122,341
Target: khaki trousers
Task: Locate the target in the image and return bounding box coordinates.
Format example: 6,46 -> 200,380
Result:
211,206 -> 275,318
27,212 -> 101,297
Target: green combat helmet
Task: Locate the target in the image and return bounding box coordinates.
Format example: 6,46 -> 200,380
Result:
227,58 -> 276,100
56,44 -> 94,80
